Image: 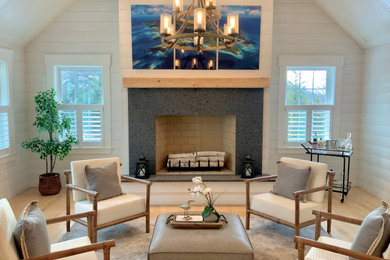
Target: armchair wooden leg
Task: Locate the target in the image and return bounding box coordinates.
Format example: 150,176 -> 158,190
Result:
246,211 -> 250,230
66,187 -> 71,232
295,237 -> 305,260
146,214 -> 150,233
327,171 -> 334,234
295,226 -> 300,249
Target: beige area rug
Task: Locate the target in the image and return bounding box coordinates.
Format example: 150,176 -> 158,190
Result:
59,217 -> 322,259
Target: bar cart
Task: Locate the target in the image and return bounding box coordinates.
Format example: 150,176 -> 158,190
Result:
301,142 -> 352,203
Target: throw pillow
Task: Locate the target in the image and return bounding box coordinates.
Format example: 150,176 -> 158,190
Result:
272,161 -> 311,201
350,201 -> 390,259
84,162 -> 122,201
14,201 -> 50,259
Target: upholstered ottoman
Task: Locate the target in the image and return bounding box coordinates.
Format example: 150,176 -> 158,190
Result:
148,213 -> 254,260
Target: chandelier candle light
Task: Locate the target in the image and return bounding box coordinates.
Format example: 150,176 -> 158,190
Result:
160,0 -> 240,52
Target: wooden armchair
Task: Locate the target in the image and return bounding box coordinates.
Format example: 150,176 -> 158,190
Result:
0,198 -> 115,260
65,157 -> 152,243
295,210 -> 386,260
245,157 -> 335,246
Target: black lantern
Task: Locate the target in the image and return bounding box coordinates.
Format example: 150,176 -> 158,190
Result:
135,156 -> 150,179
241,155 -> 255,178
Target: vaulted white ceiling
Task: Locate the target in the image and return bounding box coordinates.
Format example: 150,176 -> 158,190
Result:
0,0 -> 76,48
313,0 -> 390,49
0,0 -> 389,49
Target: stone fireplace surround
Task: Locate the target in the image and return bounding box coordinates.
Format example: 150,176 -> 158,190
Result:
128,88 -> 263,176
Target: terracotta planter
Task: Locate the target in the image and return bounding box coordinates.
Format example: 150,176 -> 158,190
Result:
38,173 -> 61,196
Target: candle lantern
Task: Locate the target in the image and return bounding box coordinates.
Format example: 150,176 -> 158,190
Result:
205,0 -> 216,9
227,13 -> 239,35
160,14 -> 172,36
174,59 -> 181,69
194,8 -> 206,32
241,155 -> 255,178
223,24 -> 232,44
192,58 -> 198,69
135,156 -> 150,179
208,59 -> 214,70
173,0 -> 183,12
194,36 -> 203,46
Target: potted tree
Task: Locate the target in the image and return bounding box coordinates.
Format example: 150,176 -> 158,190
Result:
22,88 -> 77,195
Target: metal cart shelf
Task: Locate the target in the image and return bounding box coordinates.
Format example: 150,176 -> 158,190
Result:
301,142 -> 353,203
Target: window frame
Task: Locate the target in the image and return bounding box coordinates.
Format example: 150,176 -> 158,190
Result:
277,55 -> 344,150
0,48 -> 14,158
44,54 -> 112,152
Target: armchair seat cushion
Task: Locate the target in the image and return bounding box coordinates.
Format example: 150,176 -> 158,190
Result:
75,193 -> 145,226
251,192 -> 321,223
305,236 -> 351,260
51,236 -> 97,260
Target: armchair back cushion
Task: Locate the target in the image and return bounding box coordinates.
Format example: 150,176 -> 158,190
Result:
71,157 -> 121,202
350,201 -> 390,258
14,201 -> 51,259
0,198 -> 19,260
273,162 -> 311,201
85,162 -> 122,201
280,157 -> 328,203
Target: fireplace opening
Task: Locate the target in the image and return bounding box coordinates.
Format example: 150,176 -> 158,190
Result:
155,115 -> 236,175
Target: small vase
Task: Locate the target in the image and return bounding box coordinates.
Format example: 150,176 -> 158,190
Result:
202,206 -> 220,222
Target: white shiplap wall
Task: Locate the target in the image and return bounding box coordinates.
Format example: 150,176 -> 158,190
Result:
24,0 -> 127,182
0,46 -> 29,198
263,0 -> 364,183
359,44 -> 390,201
19,0 -> 366,199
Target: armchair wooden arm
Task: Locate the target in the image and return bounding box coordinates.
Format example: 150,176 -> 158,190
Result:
66,184 -> 99,198
295,236 -> 383,260
121,175 -> 152,186
312,209 -> 363,240
28,240 -> 115,260
293,185 -> 331,197
244,175 -> 277,183
46,211 -> 96,225
312,210 -> 363,225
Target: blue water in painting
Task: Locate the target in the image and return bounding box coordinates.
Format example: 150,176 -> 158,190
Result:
131,14 -> 173,69
218,16 -> 261,70
131,5 -> 261,70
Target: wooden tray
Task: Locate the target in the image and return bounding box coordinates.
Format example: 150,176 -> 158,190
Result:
167,214 -> 225,229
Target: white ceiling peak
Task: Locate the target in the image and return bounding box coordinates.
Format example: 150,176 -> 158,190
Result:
0,0 -> 76,48
313,0 -> 390,49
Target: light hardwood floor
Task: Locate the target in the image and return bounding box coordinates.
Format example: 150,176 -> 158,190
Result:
8,186 -> 381,243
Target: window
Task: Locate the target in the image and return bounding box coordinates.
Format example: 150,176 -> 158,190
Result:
0,49 -> 13,157
278,56 -> 344,148
285,67 -> 334,144
44,55 -> 111,150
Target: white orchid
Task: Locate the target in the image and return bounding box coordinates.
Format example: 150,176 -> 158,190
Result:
201,187 -> 211,195
192,176 -> 203,184
188,176 -> 221,209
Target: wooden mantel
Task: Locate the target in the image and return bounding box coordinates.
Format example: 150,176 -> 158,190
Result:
122,77 -> 270,88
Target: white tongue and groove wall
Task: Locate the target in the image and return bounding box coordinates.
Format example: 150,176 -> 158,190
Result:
0,0 -> 388,203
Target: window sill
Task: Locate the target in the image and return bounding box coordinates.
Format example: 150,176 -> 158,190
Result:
277,147 -> 305,155
69,147 -> 112,155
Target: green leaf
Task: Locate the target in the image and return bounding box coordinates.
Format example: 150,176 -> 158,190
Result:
202,205 -> 212,218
